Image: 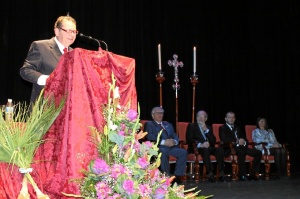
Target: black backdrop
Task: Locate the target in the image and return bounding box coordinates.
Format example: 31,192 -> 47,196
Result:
1,0 -> 300,172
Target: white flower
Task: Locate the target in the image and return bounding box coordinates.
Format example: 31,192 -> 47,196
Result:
113,87 -> 120,99
108,121 -> 118,130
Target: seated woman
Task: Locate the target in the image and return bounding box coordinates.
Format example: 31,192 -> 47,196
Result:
252,117 -> 288,179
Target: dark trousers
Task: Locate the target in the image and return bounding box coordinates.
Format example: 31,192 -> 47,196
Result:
235,147 -> 262,176
199,147 -> 225,175
159,145 -> 187,176
269,147 -> 287,176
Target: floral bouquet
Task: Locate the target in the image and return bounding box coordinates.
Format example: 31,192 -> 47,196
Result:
66,74 -> 211,199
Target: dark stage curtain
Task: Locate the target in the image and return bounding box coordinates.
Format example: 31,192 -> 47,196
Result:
1,0 -> 300,176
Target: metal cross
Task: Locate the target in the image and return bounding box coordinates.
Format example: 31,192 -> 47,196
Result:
168,54 -> 184,98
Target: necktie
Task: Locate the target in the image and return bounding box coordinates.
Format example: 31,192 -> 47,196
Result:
199,125 -> 207,141
63,47 -> 68,54
201,129 -> 208,141
159,123 -> 167,135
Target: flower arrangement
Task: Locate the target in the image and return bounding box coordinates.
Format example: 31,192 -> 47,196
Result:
0,91 -> 66,199
66,74 -> 211,199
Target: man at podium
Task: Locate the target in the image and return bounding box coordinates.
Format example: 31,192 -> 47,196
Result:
20,15 -> 77,104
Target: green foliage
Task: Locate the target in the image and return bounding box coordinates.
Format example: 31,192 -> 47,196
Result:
0,90 -> 66,171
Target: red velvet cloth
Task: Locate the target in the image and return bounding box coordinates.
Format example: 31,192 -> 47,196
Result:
0,48 -> 137,198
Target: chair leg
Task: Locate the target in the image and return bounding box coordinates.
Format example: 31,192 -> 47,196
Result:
202,165 -> 207,181
194,161 -> 200,183
287,157 -> 291,178
264,162 -> 270,180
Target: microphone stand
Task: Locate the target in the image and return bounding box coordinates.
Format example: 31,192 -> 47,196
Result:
79,33 -> 108,51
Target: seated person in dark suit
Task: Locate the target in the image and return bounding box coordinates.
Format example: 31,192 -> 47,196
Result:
186,110 -> 225,182
144,107 -> 187,182
219,111 -> 262,181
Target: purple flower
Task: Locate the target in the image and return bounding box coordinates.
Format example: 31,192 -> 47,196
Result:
137,157 -> 149,169
92,158 -> 110,174
123,179 -> 135,194
154,187 -> 167,199
127,109 -> 138,121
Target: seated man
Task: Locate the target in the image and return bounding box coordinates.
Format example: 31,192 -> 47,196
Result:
144,107 -> 187,183
186,110 -> 225,182
219,111 -> 262,181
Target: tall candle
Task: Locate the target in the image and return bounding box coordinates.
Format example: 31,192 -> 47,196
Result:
193,46 -> 196,73
158,44 -> 162,70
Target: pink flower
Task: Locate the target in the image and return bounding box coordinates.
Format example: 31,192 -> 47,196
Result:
120,123 -> 126,131
118,130 -> 125,136
111,164 -> 125,178
137,157 -> 149,169
122,179 -> 135,194
127,109 -> 138,121
92,158 -> 110,174
144,141 -> 153,148
95,182 -> 112,199
133,141 -> 141,153
139,184 -> 152,197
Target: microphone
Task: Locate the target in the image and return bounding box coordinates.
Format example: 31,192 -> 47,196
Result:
79,33 -> 108,51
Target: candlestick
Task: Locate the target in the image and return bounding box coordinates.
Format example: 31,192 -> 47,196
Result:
158,44 -> 162,70
156,71 -> 165,107
193,46 -> 196,74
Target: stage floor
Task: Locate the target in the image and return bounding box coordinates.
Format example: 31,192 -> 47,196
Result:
183,173 -> 300,199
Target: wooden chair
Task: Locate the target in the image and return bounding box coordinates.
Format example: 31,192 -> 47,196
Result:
245,125 -> 290,180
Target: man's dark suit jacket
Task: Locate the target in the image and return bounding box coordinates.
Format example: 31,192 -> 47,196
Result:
144,120 -> 179,146
186,123 -> 216,154
219,124 -> 249,157
20,37 -> 71,104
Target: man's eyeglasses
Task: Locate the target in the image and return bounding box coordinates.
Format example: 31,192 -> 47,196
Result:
59,27 -> 78,35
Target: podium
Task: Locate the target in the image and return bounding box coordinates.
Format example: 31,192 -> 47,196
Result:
0,48 -> 137,198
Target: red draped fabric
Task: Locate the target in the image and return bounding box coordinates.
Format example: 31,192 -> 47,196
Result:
0,48 -> 137,198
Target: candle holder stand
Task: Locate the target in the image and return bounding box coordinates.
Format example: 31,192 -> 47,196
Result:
190,74 -> 198,123
156,71 -> 165,107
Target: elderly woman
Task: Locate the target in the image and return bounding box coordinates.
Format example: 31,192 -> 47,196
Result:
252,117 -> 288,179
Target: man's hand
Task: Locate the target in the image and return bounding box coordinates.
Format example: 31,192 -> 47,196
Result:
200,141 -> 209,148
238,138 -> 246,146
165,139 -> 176,147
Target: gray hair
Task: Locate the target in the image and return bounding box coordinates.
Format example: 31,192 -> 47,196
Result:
151,107 -> 164,115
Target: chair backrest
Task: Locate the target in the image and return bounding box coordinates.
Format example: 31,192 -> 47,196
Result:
140,120 -> 149,131
177,122 -> 189,142
212,123 -> 223,142
245,125 -> 256,143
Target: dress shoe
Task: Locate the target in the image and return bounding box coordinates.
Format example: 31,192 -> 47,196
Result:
239,175 -> 247,181
208,176 -> 216,183
219,176 -> 225,182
